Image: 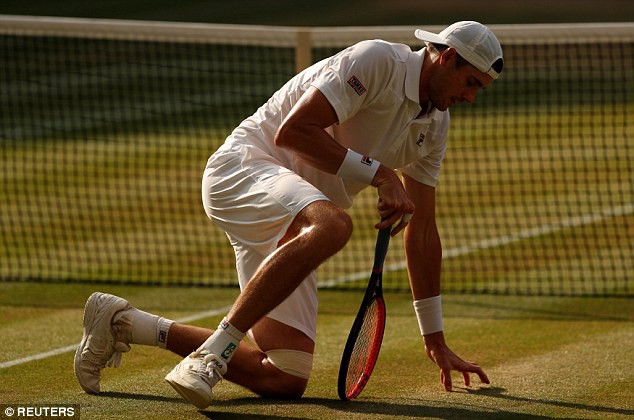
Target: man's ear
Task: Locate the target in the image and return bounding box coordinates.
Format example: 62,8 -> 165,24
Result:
439,47 -> 458,65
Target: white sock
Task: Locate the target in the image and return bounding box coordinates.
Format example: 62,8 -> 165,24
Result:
113,308 -> 174,349
197,318 -> 245,363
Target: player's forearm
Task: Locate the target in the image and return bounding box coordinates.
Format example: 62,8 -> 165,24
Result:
276,122 -> 398,191
404,220 -> 442,300
275,121 -> 348,174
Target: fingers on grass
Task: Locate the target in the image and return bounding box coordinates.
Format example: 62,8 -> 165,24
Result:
441,369 -> 452,392
463,371 -> 471,387
478,369 -> 491,385
467,361 -> 490,385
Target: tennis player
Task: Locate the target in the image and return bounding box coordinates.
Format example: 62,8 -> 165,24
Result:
74,21 -> 503,408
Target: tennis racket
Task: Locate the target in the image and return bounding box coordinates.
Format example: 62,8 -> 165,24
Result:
337,224 -> 391,400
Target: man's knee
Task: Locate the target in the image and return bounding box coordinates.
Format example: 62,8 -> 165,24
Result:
303,201 -> 353,250
328,208 -> 353,250
259,372 -> 308,399
260,349 -> 312,399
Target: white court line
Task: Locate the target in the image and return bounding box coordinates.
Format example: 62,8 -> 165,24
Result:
0,305 -> 232,369
0,344 -> 80,369
2,202 -> 632,369
319,202 -> 634,287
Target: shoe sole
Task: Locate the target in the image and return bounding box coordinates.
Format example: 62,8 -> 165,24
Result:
165,370 -> 212,409
73,292 -> 128,394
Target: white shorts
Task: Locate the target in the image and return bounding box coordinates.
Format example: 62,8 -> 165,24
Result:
202,141 -> 328,341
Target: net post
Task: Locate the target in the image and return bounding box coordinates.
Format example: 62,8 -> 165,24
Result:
295,29 -> 312,73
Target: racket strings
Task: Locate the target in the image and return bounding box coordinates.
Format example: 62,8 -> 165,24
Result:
345,298 -> 386,394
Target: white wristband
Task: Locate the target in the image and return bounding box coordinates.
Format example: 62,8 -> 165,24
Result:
413,295 -> 443,336
336,149 -> 380,185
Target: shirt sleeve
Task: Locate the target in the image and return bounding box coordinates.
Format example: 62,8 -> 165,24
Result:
311,40 -> 396,125
400,112 -> 450,187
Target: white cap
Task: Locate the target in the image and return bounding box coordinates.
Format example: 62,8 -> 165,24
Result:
415,21 -> 504,79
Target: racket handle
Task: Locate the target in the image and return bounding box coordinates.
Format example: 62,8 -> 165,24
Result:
373,225 -> 391,270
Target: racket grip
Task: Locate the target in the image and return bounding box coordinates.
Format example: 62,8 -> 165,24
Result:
373,225 -> 391,269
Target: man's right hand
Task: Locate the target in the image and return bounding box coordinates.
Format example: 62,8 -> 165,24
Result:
372,165 -> 415,235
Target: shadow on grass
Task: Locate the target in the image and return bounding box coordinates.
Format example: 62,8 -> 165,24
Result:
98,391 -> 185,404
97,387 -> 634,419
98,392 -> 303,418
211,395 -> 547,419
97,390 -> 529,419
198,412 -> 305,419
470,386 -> 634,417
209,387 -> 634,419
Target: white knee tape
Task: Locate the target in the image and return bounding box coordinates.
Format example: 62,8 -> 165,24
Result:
265,349 -> 313,380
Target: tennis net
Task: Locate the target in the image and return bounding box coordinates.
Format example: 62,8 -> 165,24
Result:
1,16 -> 632,296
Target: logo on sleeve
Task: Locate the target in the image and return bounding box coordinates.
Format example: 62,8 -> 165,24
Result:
347,75 -> 367,96
416,133 -> 426,147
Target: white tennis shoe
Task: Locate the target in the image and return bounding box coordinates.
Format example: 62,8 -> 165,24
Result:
164,351 -> 227,409
74,292 -> 132,394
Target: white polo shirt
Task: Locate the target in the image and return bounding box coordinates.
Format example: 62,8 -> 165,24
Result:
227,39 -> 450,209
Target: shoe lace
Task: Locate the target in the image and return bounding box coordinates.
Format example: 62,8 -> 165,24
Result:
106,341 -> 131,368
105,323 -> 132,368
191,351 -> 225,385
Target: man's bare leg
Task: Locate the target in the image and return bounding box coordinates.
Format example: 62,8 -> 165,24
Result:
165,200 -> 350,406
76,294 -> 313,398
166,202 -> 342,399
226,200 -> 352,333
168,317 -> 313,398
195,200 -> 351,358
